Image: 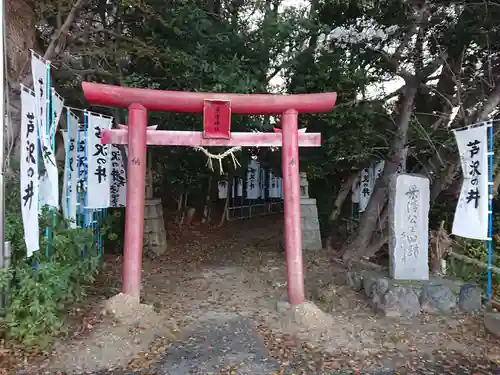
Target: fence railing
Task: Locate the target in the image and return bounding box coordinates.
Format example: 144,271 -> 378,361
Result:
226,201 -> 284,221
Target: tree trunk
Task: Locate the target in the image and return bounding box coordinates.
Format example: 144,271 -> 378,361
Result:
201,175 -> 212,224
6,0 -> 87,160
341,86 -> 418,261
325,171 -> 358,249
219,176 -> 233,227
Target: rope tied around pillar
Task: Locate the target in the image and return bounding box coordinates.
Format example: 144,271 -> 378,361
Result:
193,146 -> 241,175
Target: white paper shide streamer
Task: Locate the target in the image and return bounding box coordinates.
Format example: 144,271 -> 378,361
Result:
452,125 -> 489,240
246,159 -> 261,199
32,53 -> 59,208
87,114 -> 112,208
20,89 -> 39,256
109,146 -> 127,207
61,113 -> 79,226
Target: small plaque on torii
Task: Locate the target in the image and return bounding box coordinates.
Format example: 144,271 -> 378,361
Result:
203,99 -> 231,139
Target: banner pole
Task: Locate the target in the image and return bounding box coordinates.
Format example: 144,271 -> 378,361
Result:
0,0 -> 5,263
487,120 -> 494,304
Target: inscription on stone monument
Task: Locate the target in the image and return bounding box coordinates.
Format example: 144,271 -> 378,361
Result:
389,174 -> 430,280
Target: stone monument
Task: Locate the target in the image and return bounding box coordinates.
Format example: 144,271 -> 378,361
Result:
388,173 -> 430,280
300,172 -> 322,250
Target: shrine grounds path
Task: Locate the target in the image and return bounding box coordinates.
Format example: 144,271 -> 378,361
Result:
15,216 -> 500,374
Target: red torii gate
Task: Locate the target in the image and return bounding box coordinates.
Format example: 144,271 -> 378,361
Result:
82,82 -> 337,305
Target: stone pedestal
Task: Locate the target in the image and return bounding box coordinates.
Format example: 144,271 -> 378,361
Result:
300,198 -> 322,250
143,198 -> 168,257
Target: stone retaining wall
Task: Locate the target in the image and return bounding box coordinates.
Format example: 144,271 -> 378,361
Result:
346,270 -> 483,318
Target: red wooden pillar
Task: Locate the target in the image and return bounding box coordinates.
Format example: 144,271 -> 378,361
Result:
122,104 -> 148,299
281,109 -> 305,305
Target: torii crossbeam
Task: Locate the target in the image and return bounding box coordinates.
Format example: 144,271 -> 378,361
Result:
82,82 -> 337,306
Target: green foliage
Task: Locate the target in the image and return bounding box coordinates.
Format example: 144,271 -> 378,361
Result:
0,173 -> 102,349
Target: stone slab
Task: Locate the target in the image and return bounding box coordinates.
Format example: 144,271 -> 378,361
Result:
300,198 -> 322,250
388,173 -> 430,280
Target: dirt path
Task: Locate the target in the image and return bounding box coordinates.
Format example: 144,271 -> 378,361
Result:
17,216 -> 500,374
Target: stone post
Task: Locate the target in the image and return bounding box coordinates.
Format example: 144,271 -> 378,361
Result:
299,172 -> 322,250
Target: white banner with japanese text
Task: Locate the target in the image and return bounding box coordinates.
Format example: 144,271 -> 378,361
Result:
87,114 -> 112,208
32,53 -> 59,208
246,159 -> 261,199
358,167 -> 374,212
20,88 -> 40,257
452,125 -> 489,240
109,146 -> 127,207
61,112 -> 79,227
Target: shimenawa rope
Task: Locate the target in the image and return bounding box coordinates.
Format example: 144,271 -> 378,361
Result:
193,146 -> 241,174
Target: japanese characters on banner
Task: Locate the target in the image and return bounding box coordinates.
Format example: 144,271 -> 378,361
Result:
452,125 -> 489,240
358,167 -> 374,212
354,147 -> 408,210
246,159 -> 261,199
218,180 -> 228,199
87,114 -> 113,208
268,171 -> 280,198
110,146 -> 127,207
77,129 -> 88,195
61,113 -> 79,227
20,87 -> 40,257
32,53 -> 59,208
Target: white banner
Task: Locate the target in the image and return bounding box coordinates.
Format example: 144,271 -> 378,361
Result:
32,53 -> 59,208
246,159 -> 261,199
278,177 -> 283,199
218,180 -> 228,199
110,146 -> 127,207
452,125 -> 489,240
61,113 -> 79,227
237,178 -> 243,197
358,167 -> 375,212
20,88 -> 39,257
31,52 -> 47,140
259,168 -> 266,199
268,171 -> 280,198
87,114 -> 112,208
50,89 -> 64,139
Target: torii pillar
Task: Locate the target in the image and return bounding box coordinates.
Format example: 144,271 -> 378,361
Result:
82,82 -> 337,305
